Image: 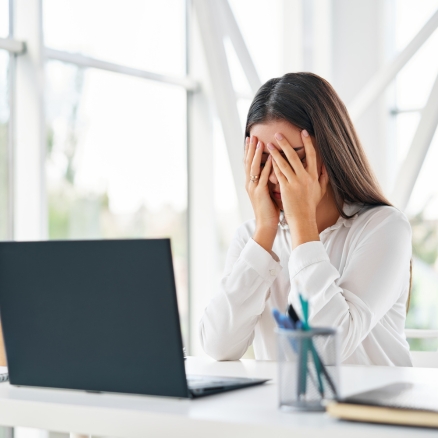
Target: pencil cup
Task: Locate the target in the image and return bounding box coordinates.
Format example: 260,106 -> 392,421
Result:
276,327 -> 339,411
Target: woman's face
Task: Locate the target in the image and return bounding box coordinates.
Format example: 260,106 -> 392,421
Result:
249,119 -> 323,210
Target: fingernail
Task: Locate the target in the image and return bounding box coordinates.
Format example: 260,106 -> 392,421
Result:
257,141 -> 261,149
267,143 -> 275,150
302,130 -> 309,137
274,133 -> 283,141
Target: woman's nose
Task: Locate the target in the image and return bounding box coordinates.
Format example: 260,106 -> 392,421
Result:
268,165 -> 278,184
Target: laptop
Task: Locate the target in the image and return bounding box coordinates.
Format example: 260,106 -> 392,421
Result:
0,239 -> 268,398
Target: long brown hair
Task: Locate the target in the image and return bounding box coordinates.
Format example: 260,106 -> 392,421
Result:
245,72 -> 391,218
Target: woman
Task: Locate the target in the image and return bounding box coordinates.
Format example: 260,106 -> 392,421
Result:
200,72 -> 412,366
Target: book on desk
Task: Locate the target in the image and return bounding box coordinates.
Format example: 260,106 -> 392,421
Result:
326,382 -> 438,428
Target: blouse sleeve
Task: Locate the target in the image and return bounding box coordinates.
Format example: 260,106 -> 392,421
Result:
287,208 -> 412,362
199,224 -> 282,360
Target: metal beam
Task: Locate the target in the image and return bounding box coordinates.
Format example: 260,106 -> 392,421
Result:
187,0 -> 218,357
193,0 -> 252,221
217,0 -> 261,95
348,8 -> 438,121
45,48 -> 200,91
187,69 -> 217,358
13,0 -> 47,240
0,36 -> 25,54
391,72 -> 438,211
7,0 -> 16,240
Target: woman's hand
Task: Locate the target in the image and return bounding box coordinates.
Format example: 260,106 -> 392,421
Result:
245,136 -> 280,252
267,130 -> 329,248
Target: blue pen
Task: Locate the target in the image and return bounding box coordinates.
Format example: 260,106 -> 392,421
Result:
272,308 -> 295,330
272,308 -> 316,397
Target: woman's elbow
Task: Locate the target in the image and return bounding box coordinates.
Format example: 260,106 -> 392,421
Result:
204,346 -> 242,361
199,324 -> 245,361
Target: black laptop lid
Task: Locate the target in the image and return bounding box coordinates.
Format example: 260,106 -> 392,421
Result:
0,239 -> 189,398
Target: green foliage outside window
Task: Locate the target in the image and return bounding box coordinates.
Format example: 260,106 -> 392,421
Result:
406,210 -> 438,351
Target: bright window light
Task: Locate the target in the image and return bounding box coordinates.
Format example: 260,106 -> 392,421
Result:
43,0 -> 186,76
0,0 -> 8,38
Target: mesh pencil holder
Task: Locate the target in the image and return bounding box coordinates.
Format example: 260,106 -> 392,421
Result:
276,327 -> 340,411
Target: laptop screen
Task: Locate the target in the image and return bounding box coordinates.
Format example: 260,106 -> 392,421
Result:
0,239 -> 189,397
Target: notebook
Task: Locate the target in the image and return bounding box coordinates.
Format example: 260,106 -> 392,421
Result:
326,382 -> 438,428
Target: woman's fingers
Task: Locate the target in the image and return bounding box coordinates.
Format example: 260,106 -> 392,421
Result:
245,136 -> 257,184
244,137 -> 249,170
258,155 -> 272,186
244,136 -> 250,178
271,156 -> 288,184
267,143 -> 296,181
301,130 -> 318,178
273,133 -> 305,177
249,140 -> 264,183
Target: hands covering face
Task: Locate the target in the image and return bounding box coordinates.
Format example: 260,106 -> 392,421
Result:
245,127 -> 329,250
267,130 -> 329,226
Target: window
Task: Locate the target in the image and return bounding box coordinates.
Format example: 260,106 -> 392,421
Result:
229,0 -> 284,85
43,0 -> 186,76
213,0 -> 285,270
43,1 -> 189,345
393,0 -> 438,349
0,0 -> 8,38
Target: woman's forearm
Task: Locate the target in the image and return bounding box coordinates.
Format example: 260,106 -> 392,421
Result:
288,216 -> 320,249
200,238 -> 282,360
253,226 -> 277,252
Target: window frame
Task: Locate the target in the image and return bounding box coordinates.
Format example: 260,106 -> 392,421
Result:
7,0 -> 202,351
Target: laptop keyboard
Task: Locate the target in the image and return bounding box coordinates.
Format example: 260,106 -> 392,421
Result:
187,375 -> 227,389
187,374 -> 253,389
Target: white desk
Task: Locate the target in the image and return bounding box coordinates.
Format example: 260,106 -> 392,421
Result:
0,359 -> 437,437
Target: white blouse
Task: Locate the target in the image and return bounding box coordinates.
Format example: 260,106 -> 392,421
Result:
199,204 -> 413,366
